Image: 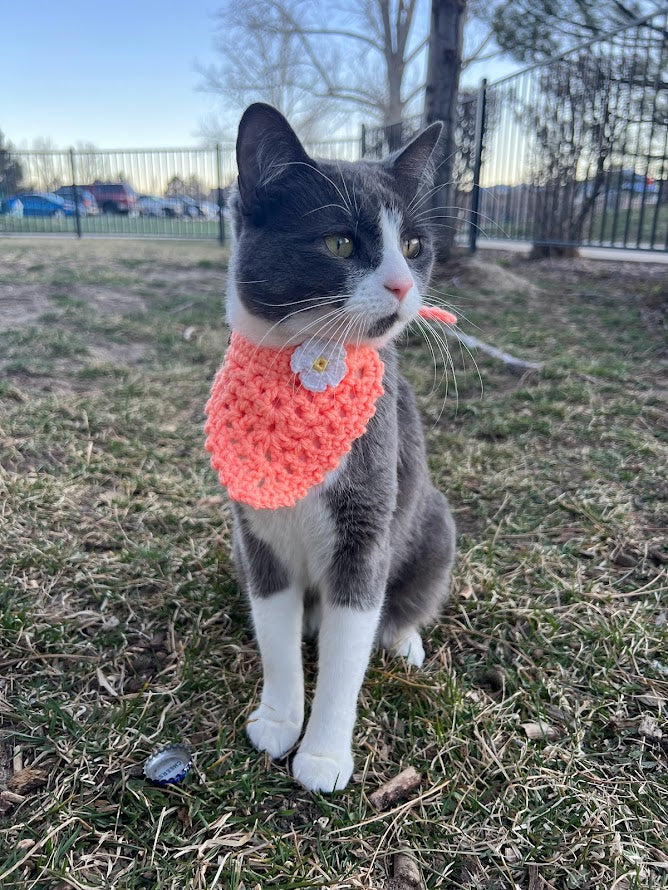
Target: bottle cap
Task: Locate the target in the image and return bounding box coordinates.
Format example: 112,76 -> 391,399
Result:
143,743 -> 192,785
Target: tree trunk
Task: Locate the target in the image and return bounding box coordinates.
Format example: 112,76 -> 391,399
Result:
423,0 -> 467,263
385,64 -> 405,151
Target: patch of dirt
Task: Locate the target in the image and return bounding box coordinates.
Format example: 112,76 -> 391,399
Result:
0,284 -> 148,333
477,250 -> 668,295
68,285 -> 147,316
438,255 -> 544,298
89,342 -> 151,364
0,284 -> 52,329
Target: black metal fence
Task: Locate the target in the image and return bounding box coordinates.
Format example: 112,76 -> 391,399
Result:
1,12 -> 665,252
469,10 -> 668,252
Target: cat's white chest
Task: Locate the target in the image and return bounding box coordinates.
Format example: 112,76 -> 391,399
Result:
243,486 -> 336,588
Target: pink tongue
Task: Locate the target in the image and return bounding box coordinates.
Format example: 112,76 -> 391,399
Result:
418,306 -> 457,325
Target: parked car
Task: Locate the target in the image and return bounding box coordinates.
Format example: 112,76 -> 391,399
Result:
138,195 -> 169,217
0,197 -> 24,216
617,169 -> 658,194
179,196 -> 202,218
199,200 -> 220,220
5,192 -> 75,217
162,197 -> 185,218
55,186 -> 99,215
86,182 -> 139,215
583,169 -> 659,202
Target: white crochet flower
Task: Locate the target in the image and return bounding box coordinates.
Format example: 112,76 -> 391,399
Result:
290,338 -> 347,392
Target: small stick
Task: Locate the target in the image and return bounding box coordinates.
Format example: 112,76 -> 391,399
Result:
387,851 -> 424,890
368,766 -> 422,811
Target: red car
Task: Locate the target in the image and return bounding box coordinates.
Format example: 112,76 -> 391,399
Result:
86,182 -> 139,215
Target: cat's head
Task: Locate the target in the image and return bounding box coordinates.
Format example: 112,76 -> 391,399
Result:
227,103 -> 442,349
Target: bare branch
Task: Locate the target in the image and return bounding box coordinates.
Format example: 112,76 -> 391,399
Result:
198,0 -> 433,130
405,35 -> 430,66
261,25 -> 383,52
462,28 -> 495,67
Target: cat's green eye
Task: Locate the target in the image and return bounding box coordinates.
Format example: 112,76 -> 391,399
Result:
324,235 -> 354,258
402,237 -> 422,259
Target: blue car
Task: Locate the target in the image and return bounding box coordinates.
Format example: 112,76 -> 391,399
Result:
55,186 -> 98,215
8,192 -> 76,217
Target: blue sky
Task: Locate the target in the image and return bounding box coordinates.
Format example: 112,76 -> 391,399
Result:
1,0 -> 222,148
1,1 -> 517,150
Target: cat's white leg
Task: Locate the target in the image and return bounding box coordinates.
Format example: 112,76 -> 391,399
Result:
247,586 -> 304,759
292,601 -> 382,792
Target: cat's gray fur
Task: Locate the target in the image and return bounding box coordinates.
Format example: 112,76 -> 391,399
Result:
224,104 -> 456,792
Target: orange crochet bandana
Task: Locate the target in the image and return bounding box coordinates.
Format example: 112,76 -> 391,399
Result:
204,332 -> 385,510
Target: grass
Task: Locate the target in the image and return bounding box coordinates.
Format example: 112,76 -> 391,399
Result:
477,204 -> 667,250
0,215 -> 223,239
0,239 -> 666,889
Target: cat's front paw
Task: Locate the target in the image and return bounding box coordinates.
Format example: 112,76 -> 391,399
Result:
246,705 -> 302,759
292,746 -> 354,792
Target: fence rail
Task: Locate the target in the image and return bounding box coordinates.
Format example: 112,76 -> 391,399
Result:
1,12 -> 666,252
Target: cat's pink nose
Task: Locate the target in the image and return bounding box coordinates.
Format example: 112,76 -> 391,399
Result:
385,279 -> 412,302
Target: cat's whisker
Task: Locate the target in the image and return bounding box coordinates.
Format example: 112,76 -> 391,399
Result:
414,202 -> 512,239
406,170 -> 458,214
253,295 -> 343,309
275,160 -> 354,218
303,203 -> 351,217
415,315 -> 459,425
406,154 -> 458,212
337,161 -> 355,219
251,304 -> 345,362
411,204 -> 463,216
421,290 -> 480,331
329,309 -> 358,351
351,175 -> 360,217
253,301 -> 342,347
418,312 -> 453,401
284,307 -> 348,345
449,325 -> 484,399
412,314 -> 441,398
267,306 -> 353,379
415,203 -> 498,225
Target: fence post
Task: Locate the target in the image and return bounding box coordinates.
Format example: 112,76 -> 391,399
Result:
469,78 -> 487,254
216,143 -> 225,246
69,148 -> 82,239
360,124 -> 367,159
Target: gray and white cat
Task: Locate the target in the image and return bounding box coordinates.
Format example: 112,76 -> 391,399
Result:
225,104 -> 456,793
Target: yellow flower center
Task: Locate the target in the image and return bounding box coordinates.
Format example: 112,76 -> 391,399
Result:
312,356 -> 329,372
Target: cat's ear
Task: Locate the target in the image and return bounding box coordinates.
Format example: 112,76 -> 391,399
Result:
236,104 -> 311,210
386,122 -> 443,196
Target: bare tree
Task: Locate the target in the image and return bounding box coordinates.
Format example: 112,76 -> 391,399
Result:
198,0 -> 502,148
198,0 -> 332,140
480,0 -> 665,61
198,0 -> 438,138
73,142 -> 107,186
0,131 -> 23,198
27,138 -> 65,193
424,0 -> 468,262
517,51 -> 659,256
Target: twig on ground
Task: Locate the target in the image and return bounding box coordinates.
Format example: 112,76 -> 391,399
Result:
445,328 -> 543,373
368,767 -> 422,811
387,851 -> 424,890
